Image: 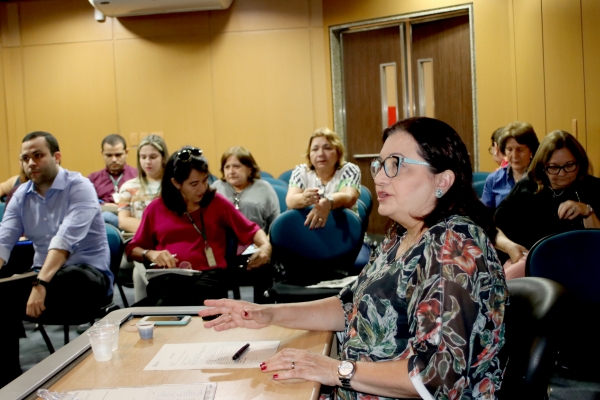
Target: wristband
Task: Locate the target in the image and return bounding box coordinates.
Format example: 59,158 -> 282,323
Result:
583,204 -> 594,219
32,278 -> 49,289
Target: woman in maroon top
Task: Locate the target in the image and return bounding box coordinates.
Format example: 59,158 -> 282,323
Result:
126,147 -> 272,306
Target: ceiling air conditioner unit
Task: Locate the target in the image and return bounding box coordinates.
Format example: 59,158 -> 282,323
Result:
89,0 -> 233,18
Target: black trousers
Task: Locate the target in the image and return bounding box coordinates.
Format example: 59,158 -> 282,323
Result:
0,264 -> 110,388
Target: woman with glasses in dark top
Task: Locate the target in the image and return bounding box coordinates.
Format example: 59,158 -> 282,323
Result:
200,118 -> 508,399
126,146 -> 272,306
495,130 -> 600,279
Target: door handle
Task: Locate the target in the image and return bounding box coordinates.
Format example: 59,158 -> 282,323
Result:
353,154 -> 379,159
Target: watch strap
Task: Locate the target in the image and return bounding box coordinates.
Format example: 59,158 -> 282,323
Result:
142,249 -> 150,259
32,278 -> 49,289
583,204 -> 594,218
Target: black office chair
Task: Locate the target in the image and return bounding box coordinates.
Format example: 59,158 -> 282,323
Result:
27,224 -> 123,353
500,277 -> 566,399
526,229 -> 600,377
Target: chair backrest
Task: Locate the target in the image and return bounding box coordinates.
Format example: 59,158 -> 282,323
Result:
105,224 -> 125,279
526,229 -> 600,303
501,277 -> 566,399
260,171 -> 273,178
356,200 -> 369,233
271,184 -> 288,213
262,177 -> 287,188
278,169 -> 293,184
473,171 -> 490,182
473,180 -> 485,198
270,208 -> 363,285
358,185 -> 373,216
0,201 -> 5,221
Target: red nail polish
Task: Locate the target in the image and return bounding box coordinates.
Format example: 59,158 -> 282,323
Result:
260,365 -> 267,371
243,310 -> 248,317
273,374 -> 279,379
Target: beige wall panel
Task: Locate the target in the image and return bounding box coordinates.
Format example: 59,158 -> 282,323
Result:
512,0 -> 546,137
211,29 -> 314,176
309,0 -> 323,27
2,47 -> 27,177
0,47 -> 9,181
113,10 -> 209,40
541,0 -> 586,141
20,0 -> 113,46
582,0 -> 600,175
322,0 -> 515,172
22,42 -> 118,175
210,0 -> 309,33
310,27 -> 328,130
114,35 -> 215,168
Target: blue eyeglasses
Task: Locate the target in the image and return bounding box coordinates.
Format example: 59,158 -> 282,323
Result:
370,156 -> 430,179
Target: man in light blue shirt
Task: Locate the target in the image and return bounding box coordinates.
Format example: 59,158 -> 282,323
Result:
0,131 -> 113,388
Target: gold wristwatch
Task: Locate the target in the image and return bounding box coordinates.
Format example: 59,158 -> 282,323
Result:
337,360 -> 356,389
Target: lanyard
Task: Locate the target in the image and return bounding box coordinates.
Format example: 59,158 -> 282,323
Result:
109,173 -> 124,193
185,210 -> 208,247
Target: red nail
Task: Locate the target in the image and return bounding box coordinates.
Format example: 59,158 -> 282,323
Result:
273,374 -> 279,379
243,311 -> 248,317
260,365 -> 267,371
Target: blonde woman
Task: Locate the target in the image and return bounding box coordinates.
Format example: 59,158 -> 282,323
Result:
118,134 -> 169,302
286,128 -> 361,229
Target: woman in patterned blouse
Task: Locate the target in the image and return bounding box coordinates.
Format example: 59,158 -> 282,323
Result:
200,117 -> 509,399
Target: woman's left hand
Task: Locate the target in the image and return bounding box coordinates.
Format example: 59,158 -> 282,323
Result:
260,348 -> 339,386
304,199 -> 331,230
558,200 -> 586,220
247,245 -> 271,270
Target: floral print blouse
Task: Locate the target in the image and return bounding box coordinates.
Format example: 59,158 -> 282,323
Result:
336,215 -> 509,399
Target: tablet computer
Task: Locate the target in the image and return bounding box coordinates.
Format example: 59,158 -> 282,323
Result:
139,315 -> 192,326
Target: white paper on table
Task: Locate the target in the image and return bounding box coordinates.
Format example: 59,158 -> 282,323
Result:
304,275 -> 358,289
144,341 -> 280,370
66,382 -> 217,400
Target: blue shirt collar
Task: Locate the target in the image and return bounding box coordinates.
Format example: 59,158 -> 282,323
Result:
26,167 -> 67,194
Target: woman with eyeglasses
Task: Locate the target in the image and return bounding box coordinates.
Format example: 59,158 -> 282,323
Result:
212,146 -> 280,233
199,117 -> 508,399
125,146 -> 272,306
286,128 -> 361,229
481,122 -> 539,208
495,130 -> 600,279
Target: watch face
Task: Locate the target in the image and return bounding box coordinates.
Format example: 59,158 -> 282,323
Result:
338,361 -> 354,376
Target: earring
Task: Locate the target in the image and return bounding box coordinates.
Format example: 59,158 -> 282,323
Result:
435,188 -> 444,198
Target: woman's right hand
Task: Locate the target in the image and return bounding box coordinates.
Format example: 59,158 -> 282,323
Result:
146,250 -> 178,268
506,242 -> 529,264
301,188 -> 321,207
199,299 -> 275,331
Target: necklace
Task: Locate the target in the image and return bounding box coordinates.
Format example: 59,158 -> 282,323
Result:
396,229 -> 424,259
548,187 -> 565,198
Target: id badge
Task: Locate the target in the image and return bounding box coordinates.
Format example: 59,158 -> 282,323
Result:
205,246 -> 217,267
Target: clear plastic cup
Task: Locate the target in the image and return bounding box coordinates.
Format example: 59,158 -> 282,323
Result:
136,322 -> 155,339
93,319 -> 120,351
179,261 -> 192,269
87,328 -> 116,361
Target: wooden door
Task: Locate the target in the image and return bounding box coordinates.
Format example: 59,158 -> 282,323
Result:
341,15 -> 474,235
342,26 -> 404,235
411,15 -> 474,164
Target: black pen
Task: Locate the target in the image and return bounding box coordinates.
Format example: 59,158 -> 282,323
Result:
232,343 -> 250,360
